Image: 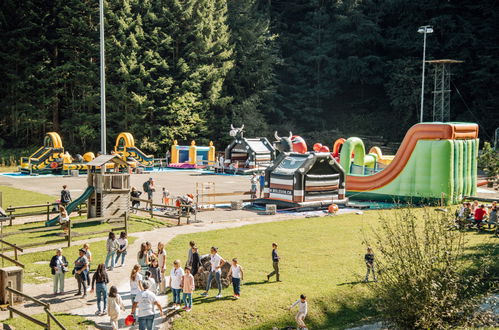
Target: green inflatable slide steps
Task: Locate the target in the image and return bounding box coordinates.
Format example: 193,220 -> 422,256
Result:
45,186 -> 95,226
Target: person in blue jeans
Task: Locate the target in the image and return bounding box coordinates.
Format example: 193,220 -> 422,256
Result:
228,258 -> 244,298
168,260 -> 184,310
115,231 -> 128,267
90,264 -> 109,315
105,232 -> 118,271
201,247 -> 226,298
131,281 -> 163,330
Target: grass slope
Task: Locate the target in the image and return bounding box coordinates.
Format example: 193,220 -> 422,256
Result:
165,209 -> 496,330
0,185 -> 54,208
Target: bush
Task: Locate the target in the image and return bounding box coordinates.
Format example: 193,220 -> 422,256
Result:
370,207 -> 492,329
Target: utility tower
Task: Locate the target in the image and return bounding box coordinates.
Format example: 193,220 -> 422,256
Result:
426,59 -> 463,122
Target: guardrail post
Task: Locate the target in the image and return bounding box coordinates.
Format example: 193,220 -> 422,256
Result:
46,303 -> 51,329
149,200 -> 153,218
186,207 -> 190,225
13,243 -> 17,261
8,206 -> 12,226
46,202 -> 50,222
8,281 -> 13,319
124,213 -> 128,235
67,219 -> 71,248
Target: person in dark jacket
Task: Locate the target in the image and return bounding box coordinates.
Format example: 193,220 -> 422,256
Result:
90,263 -> 110,315
60,185 -> 72,207
50,248 -> 68,294
266,242 -> 281,282
191,246 -> 201,276
130,187 -> 142,213
364,247 -> 377,282
74,249 -> 89,298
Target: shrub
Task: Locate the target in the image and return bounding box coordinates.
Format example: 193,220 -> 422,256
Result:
369,207 -> 491,329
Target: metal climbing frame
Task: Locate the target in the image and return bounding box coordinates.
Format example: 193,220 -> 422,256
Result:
196,182 -> 216,210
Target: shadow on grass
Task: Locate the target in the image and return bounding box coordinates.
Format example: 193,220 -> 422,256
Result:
461,241 -> 499,280
337,281 -> 366,286
192,295 -> 234,305
243,280 -> 270,286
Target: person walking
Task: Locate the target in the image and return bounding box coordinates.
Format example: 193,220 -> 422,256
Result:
60,185 -> 72,207
108,286 -> 125,330
90,264 -> 110,315
364,247 -> 377,282
74,248 -> 89,298
156,242 -> 167,294
115,232 -> 128,267
169,260 -> 184,310
228,258 -> 244,298
131,187 -> 142,213
50,248 -> 68,294
130,265 -> 144,306
289,294 -> 308,330
131,281 -> 163,330
201,247 -> 225,298
142,178 -> 155,210
250,173 -> 258,199
83,243 -> 93,286
181,267 -> 195,312
266,243 -> 281,282
259,172 -> 265,198
105,232 -> 119,271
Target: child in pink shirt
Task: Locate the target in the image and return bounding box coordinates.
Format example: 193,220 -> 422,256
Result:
181,266 -> 195,312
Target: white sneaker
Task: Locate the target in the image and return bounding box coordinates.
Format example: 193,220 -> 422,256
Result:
216,294 -> 222,298
174,305 -> 180,310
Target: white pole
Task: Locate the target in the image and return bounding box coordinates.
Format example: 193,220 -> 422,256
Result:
99,0 -> 107,154
419,28 -> 427,123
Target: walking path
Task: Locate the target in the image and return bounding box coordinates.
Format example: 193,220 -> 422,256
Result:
0,209 -> 343,329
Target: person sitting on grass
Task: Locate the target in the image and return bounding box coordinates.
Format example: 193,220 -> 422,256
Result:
90,263 -> 110,315
364,247 -> 377,282
289,294 -> 308,330
228,258 -> 244,298
201,247 -> 225,298
181,266 -> 195,312
107,286 -> 125,330
169,259 -> 184,310
474,204 -> 487,230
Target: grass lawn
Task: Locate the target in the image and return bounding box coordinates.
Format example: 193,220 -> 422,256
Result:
2,312 -> 96,329
0,185 -> 55,209
165,208 -> 497,330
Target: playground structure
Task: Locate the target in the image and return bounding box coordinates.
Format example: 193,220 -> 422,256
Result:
169,140 -> 216,169
114,132 -> 154,168
260,152 -> 348,208
343,122 -> 479,204
224,125 -> 276,173
19,132 -> 95,174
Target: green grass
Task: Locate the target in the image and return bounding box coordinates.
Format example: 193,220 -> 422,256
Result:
2,312 -> 96,329
0,185 -> 55,209
165,208 -> 496,330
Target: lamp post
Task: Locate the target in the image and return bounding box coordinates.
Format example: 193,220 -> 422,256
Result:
417,25 -> 433,123
99,0 -> 106,154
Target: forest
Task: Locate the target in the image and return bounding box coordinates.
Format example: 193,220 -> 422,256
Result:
1,0 -> 498,156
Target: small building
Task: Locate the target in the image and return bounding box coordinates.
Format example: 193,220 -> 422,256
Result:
260,152 -> 348,208
86,155 -> 131,219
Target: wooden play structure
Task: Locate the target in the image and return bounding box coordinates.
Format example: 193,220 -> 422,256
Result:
169,140 -> 216,168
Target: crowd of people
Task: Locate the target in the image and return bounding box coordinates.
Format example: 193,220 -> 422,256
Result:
455,200 -> 498,232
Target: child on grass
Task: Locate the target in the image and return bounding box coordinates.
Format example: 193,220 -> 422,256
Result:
181,266 -> 195,312
227,258 -> 244,298
169,260 -> 184,310
107,286 -> 125,330
289,294 -> 308,330
364,247 -> 377,282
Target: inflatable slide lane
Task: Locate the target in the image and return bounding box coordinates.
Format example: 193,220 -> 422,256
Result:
341,123 -> 479,204
114,133 -> 154,168
45,186 -> 95,226
20,132 -> 65,174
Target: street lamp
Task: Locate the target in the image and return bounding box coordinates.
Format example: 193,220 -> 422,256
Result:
99,0 -> 106,154
417,25 -> 433,123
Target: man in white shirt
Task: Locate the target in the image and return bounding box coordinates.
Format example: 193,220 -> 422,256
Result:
131,281 -> 163,330
200,246 -> 225,298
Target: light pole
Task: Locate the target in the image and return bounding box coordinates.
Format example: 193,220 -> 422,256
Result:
417,25 -> 433,123
99,0 -> 107,154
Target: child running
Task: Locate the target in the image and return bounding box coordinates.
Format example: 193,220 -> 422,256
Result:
169,259 -> 184,310
107,286 -> 125,330
181,266 -> 195,312
227,258 -> 244,298
289,294 -> 308,330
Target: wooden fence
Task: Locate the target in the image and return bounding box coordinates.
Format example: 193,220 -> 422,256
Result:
131,197 -> 191,225
5,202 -> 87,226
6,283 -> 66,329
196,191 -> 254,209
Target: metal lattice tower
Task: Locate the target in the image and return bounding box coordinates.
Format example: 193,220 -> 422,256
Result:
427,59 -> 463,122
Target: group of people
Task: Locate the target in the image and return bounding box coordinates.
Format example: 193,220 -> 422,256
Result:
250,172 -> 265,199
455,200 -> 497,231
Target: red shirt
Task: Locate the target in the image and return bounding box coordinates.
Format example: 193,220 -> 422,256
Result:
474,208 -> 486,221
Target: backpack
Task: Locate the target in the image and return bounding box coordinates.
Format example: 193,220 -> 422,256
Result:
142,181 -> 149,192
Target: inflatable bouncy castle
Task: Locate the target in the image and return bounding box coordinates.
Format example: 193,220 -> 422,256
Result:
342,122 -> 479,204
114,133 -> 154,168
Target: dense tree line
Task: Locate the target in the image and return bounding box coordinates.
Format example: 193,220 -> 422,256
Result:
1,0 -> 498,155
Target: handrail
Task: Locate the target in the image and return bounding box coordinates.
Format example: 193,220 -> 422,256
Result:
45,307 -> 67,329
6,286 -> 49,308
0,253 -> 24,268
7,306 -> 47,327
0,239 -> 24,252
6,202 -> 58,211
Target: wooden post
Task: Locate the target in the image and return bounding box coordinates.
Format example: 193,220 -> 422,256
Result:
186,207 -> 190,225
46,303 -> 51,329
8,281 -> 13,318
67,219 -> 71,247
46,202 -> 50,223
13,244 -> 17,261
149,200 -> 153,219
8,206 -> 12,226
0,192 -> 3,208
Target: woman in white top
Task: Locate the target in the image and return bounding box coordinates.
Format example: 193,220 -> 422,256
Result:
156,242 -> 167,294
168,260 -> 184,309
129,264 -> 144,306
228,258 -> 244,298
200,247 -> 225,298
115,232 -> 128,267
